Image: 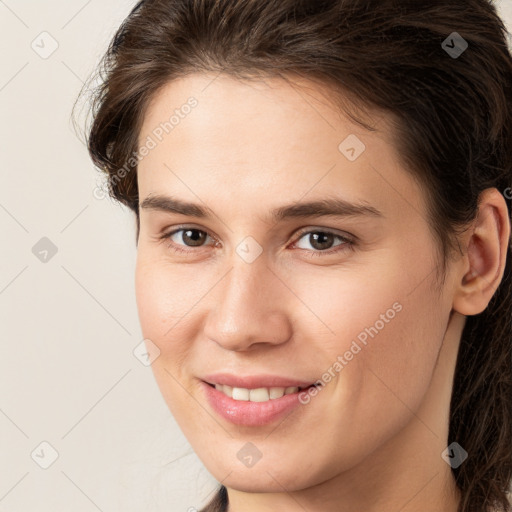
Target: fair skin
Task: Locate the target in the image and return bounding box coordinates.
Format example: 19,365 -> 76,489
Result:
134,72 -> 510,512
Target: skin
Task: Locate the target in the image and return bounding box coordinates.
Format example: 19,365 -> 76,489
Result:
134,72 -> 510,512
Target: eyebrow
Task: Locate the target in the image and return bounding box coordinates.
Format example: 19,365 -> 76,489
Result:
139,194 -> 384,222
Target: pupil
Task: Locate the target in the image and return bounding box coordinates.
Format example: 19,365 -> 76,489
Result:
311,232 -> 333,250
184,229 -> 206,246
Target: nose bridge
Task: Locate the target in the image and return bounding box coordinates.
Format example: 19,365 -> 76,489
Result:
203,251 -> 292,351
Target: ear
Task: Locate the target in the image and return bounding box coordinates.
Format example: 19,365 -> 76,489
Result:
452,188 -> 511,316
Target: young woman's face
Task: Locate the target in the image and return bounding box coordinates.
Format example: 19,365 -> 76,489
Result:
135,73 -> 461,494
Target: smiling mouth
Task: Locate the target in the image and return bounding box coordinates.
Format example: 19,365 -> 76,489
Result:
202,377 -> 321,426
205,382 -> 317,402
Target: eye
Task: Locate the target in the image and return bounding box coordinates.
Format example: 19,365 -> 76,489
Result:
293,229 -> 354,257
159,226 -> 215,254
158,225 -> 355,258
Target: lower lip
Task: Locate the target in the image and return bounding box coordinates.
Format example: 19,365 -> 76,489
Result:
201,381 -> 310,426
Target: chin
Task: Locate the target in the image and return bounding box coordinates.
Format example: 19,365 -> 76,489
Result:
205,454 -> 327,494
222,472 -> 309,493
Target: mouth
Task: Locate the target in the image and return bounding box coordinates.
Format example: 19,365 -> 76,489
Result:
204,382 -> 316,402
200,373 -> 321,426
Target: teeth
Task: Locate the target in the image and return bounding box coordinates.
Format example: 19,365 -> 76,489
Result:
232,387 -> 250,401
213,384 -> 300,402
269,387 -> 285,399
249,388 -> 269,402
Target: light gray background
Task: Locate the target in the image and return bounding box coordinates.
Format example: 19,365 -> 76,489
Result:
1,1 -> 511,511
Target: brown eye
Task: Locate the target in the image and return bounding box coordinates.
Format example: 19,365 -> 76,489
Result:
178,229 -> 208,247
161,227 -> 214,252
295,230 -> 353,254
305,232 -> 336,251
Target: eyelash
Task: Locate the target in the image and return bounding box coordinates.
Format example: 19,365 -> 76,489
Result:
158,225 -> 355,258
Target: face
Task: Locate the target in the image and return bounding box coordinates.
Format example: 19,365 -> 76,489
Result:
135,73 -> 457,492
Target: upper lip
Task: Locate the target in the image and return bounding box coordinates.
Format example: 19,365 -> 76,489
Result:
203,373 -> 316,389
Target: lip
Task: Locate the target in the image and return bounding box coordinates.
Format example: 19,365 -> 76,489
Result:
202,381 -> 310,426
202,373 -> 315,389
200,373 -> 317,427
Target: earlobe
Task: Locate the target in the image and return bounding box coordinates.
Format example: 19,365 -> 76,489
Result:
452,188 -> 511,316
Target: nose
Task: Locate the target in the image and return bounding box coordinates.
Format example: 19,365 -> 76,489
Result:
203,255 -> 293,352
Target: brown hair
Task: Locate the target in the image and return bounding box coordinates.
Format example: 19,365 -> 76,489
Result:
78,1 -> 512,510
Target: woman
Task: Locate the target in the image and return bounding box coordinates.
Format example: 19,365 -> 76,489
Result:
80,0 -> 512,510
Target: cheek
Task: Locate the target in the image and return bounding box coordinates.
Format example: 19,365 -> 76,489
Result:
134,253 -> 195,394
276,264 -> 447,478
135,254 -> 207,427
289,249 -> 446,414
135,251 -> 200,341
322,293 -> 447,474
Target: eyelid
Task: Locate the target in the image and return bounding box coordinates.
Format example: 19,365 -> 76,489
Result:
293,226 -> 356,244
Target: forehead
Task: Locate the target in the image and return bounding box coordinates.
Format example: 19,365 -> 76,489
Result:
137,72 -> 425,224
139,72 -> 385,152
